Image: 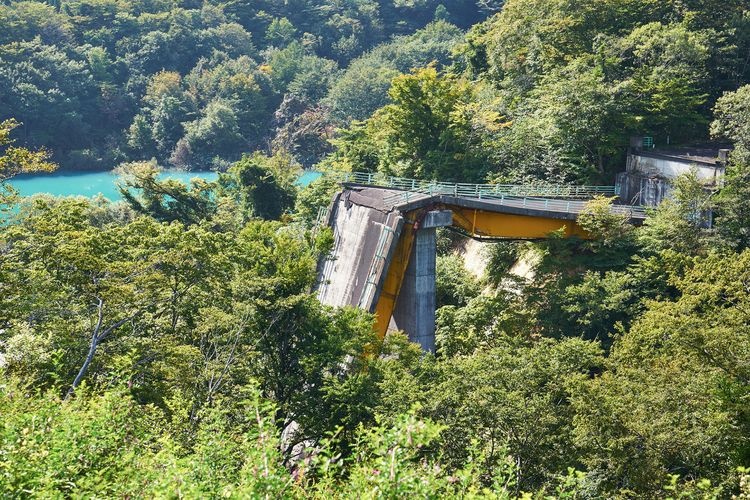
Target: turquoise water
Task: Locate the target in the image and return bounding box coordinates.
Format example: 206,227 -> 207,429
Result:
8,170 -> 322,201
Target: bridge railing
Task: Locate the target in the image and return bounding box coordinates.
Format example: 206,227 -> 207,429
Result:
469,194 -> 648,218
328,171 -> 647,218
332,171 -> 618,204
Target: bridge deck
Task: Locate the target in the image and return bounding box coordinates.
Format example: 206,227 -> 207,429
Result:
343,183 -> 648,224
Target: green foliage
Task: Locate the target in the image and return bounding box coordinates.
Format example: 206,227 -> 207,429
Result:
1,0 -> 744,178
0,0 -> 496,170
435,254 -> 482,308
326,2 -> 729,185
2,155 -> 749,498
0,381 -> 302,497
0,118 -> 55,182
0,194 -> 382,462
377,337 -> 605,491
266,17 -> 297,47
712,85 -> 750,164
294,174 -> 339,224
0,39 -> 98,165
0,383 -> 164,496
1,379 -> 550,498
436,289 -> 530,356
117,152 -> 299,227
484,241 -> 520,286
326,60 -> 402,123
217,151 -> 299,223
446,1 -> 736,183
577,196 -> 636,266
330,66 -> 503,181
182,99 -> 244,159
637,172 -> 715,255
571,253 -> 750,493
561,270 -> 640,346
712,85 -> 750,249
266,42 -> 339,99
3,1 -> 750,497
117,160 -> 216,224
507,198 -> 639,342
325,21 -> 464,122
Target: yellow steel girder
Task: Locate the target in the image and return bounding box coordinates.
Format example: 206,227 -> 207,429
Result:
373,206 -> 589,338
447,205 -> 590,240
373,218 -> 416,337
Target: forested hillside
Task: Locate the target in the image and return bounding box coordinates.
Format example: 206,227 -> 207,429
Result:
2,0 -> 750,498
0,0 -> 491,169
325,0 -> 750,184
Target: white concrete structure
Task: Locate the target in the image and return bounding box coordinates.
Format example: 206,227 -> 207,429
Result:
626,150 -> 726,184
618,146 -> 728,207
316,190 -> 403,313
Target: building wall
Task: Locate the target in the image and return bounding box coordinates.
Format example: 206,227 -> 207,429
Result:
626,153 -> 725,184
616,172 -> 672,207
619,151 -> 725,208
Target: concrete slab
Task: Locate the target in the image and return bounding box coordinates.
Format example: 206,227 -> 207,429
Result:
316,191 -> 403,313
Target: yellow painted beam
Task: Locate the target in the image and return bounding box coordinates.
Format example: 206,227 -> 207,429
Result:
373,218 -> 416,338
447,206 -> 590,240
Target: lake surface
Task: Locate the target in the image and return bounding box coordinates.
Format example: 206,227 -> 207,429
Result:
9,170 -> 322,201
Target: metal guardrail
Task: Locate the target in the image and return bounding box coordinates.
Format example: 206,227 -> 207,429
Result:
327,171 -> 646,218
330,171 -> 617,205
469,195 -> 648,218
310,205 -> 330,239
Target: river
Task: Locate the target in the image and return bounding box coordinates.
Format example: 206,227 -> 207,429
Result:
8,170 -> 322,201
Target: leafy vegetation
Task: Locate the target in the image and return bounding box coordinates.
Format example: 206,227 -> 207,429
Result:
331,0 -> 749,184
2,0 -> 750,497
0,0 -> 494,170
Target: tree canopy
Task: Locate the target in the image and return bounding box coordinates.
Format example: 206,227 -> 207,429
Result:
2,0 -> 750,497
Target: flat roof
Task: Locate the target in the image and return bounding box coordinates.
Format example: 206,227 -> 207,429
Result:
634,146 -> 730,166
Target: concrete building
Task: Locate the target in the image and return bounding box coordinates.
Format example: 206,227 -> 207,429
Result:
616,139 -> 729,206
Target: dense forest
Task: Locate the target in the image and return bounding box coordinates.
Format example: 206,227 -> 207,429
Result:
2,0 -> 750,497
0,0 -> 489,170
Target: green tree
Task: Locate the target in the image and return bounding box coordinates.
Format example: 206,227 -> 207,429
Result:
117,161 -> 216,224
265,17 -> 297,46
435,289 -> 530,357
0,118 -> 55,181
325,21 -> 463,122
637,172 -> 714,256
293,174 -> 339,225
216,152 -> 299,223
331,66 -> 502,181
571,251 -> 750,495
0,39 -> 97,160
182,99 -> 245,162
0,1 -> 72,46
435,254 -> 482,308
377,337 -> 605,491
711,85 -> 750,249
184,56 -> 273,151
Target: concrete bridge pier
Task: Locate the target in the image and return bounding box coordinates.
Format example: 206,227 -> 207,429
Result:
390,210 -> 452,353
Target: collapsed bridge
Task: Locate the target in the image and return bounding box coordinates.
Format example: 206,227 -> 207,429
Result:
315,173 -> 647,352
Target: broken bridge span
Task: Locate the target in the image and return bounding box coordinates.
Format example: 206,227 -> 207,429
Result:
315,174 -> 647,352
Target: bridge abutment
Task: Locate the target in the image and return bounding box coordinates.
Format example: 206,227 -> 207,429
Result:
390,210 -> 452,353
